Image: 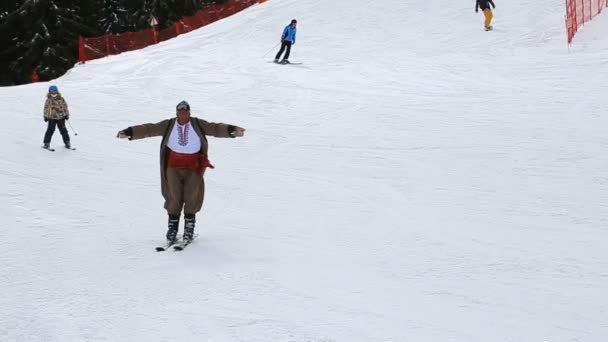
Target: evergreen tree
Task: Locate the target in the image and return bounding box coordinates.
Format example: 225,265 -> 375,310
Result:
96,0 -> 130,34
0,0 -> 97,84
0,1 -> 25,85
124,0 -> 150,31
0,0 -> 239,85
0,1 -> 23,21
127,0 -> 223,31
143,0 -> 183,30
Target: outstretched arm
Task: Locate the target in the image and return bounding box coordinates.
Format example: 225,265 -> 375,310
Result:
475,1 -> 479,12
489,0 -> 495,8
196,118 -> 245,138
117,119 -> 171,140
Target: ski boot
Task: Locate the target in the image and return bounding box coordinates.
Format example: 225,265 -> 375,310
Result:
183,214 -> 195,242
166,215 -> 179,243
281,59 -> 290,64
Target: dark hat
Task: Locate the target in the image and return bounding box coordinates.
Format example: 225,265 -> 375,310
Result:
291,19 -> 297,24
176,100 -> 190,111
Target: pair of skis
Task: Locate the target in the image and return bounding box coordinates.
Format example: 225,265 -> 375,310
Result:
43,145 -> 76,152
272,60 -> 303,65
156,235 -> 198,252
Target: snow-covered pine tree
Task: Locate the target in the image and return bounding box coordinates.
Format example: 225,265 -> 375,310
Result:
126,0 -> 217,32
0,1 -> 26,85
141,0 -> 182,30
96,0 -> 130,34
0,0 -> 97,84
0,1 -> 23,21
0,0 -> 233,84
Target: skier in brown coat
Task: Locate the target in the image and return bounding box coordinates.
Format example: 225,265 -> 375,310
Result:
116,101 -> 245,247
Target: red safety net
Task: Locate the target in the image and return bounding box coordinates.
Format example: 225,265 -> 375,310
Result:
566,0 -> 608,43
80,0 -> 262,63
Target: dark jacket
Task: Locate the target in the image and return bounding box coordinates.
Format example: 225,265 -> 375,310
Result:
476,0 -> 495,11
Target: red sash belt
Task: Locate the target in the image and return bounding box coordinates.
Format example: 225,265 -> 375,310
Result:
167,150 -> 214,174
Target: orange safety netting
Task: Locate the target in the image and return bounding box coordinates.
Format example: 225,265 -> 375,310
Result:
80,0 -> 262,62
566,0 -> 607,43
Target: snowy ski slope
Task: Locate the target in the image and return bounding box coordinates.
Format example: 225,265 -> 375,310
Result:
1,0 -> 607,341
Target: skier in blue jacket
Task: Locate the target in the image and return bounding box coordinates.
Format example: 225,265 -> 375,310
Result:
274,19 -> 297,64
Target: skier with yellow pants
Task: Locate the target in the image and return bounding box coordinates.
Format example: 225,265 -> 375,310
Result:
476,0 -> 496,31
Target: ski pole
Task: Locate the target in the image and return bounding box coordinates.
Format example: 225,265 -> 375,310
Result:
66,119 -> 78,136
262,42 -> 280,58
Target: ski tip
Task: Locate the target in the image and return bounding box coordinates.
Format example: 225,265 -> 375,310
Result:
173,242 -> 192,251
156,241 -> 177,252
272,61 -> 303,65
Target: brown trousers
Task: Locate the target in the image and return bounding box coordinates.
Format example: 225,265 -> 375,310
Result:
164,167 -> 205,216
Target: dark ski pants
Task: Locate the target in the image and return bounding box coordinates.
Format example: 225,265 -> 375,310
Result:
275,41 -> 292,60
164,167 -> 205,216
43,119 -> 70,145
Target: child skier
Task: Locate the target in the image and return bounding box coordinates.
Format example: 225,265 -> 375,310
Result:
43,85 -> 71,150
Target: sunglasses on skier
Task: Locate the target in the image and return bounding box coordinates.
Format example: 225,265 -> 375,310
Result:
177,104 -> 190,111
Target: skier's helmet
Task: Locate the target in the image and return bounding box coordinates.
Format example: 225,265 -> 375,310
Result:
49,85 -> 58,93
291,19 -> 297,24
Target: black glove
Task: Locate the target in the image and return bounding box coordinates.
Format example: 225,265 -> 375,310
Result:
44,117 -> 48,122
227,125 -> 245,137
116,127 -> 133,139
65,115 -> 69,121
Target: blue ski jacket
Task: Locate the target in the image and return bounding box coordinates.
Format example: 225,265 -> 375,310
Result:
281,24 -> 297,43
